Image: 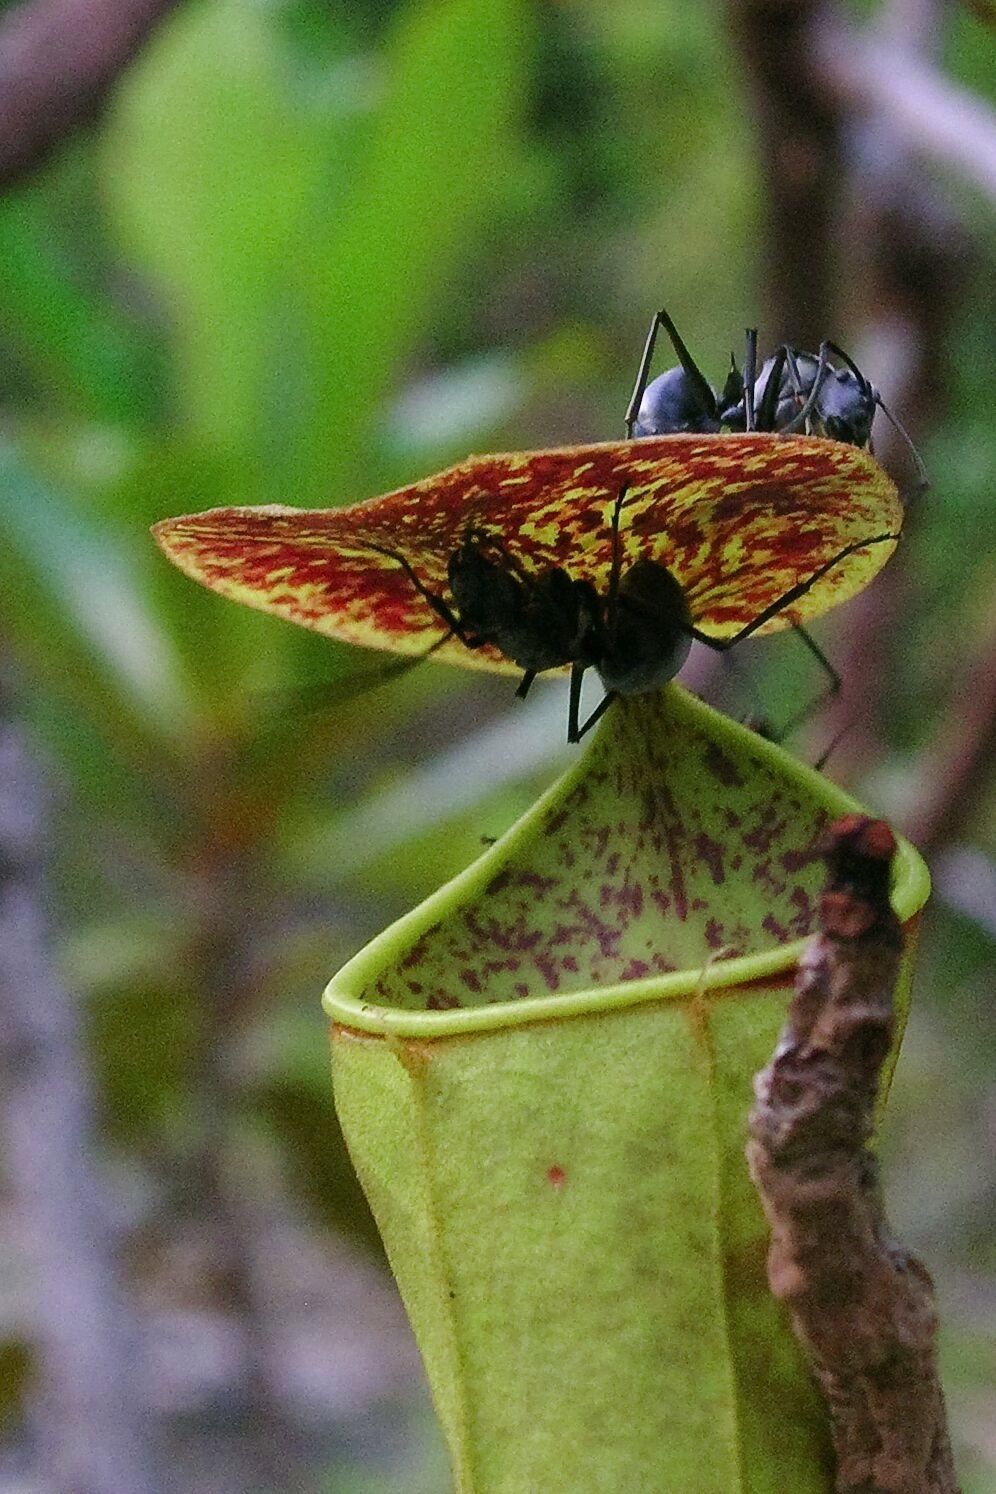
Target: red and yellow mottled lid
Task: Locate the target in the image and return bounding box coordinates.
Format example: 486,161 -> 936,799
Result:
153,432 -> 901,675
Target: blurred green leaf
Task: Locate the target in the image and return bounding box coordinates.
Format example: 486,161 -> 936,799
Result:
288,0 -> 532,503
0,188 -> 158,424
87,971 -> 202,1148
258,1080 -> 382,1249
0,441 -> 197,749
102,0 -> 321,454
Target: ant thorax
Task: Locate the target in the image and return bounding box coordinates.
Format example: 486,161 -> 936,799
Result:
447,536 -> 597,676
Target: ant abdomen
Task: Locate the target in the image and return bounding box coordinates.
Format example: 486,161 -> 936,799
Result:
596,559 -> 693,697
447,539 -> 594,676
630,367 -> 723,439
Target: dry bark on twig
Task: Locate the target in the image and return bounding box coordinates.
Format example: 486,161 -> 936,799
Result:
747,815 -> 958,1494
0,0 -> 181,189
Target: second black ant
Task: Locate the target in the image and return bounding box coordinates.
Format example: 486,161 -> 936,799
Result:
625,306 -> 926,487
623,307 -> 925,736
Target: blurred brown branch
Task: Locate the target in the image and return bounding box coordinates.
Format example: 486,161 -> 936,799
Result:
0,0 -> 181,190
748,817 -> 958,1493
0,708 -> 157,1493
813,17 -> 996,200
725,0 -> 841,345
902,613 -> 996,854
727,0 -> 977,782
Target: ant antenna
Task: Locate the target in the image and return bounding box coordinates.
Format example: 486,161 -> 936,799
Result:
822,341 -> 930,492
872,398 -> 929,492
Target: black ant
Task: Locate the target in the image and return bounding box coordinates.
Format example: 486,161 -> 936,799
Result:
367,488 -> 897,744
626,308 -> 926,484
623,309 -> 924,732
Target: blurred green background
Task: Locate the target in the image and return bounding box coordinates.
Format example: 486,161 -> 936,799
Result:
0,0 -> 993,1489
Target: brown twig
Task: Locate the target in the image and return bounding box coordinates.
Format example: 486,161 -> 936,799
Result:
725,0 -> 842,346
747,816 -> 958,1494
813,16 -> 996,201
0,0 -> 181,189
0,709 -> 157,1493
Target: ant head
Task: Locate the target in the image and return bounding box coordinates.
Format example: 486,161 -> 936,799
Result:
819,366 -> 876,448
821,372 -> 875,446
814,342 -> 878,448
632,366 -> 722,438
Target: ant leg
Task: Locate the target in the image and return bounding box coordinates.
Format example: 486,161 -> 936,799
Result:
763,625 -> 842,744
362,541 -> 471,642
793,623 -> 840,696
624,307 -> 716,436
573,684 -> 617,743
743,328 -> 758,432
719,352 -> 745,428
261,631 -> 456,722
605,481 -> 630,638
755,345 -> 788,431
780,342 -> 832,435
625,313 -> 664,437
823,341 -> 867,386
515,669 -> 537,700
782,349 -> 812,433
567,662 -> 586,743
873,400 -> 929,491
813,720 -> 856,773
465,527 -> 536,587
689,532 -> 900,652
